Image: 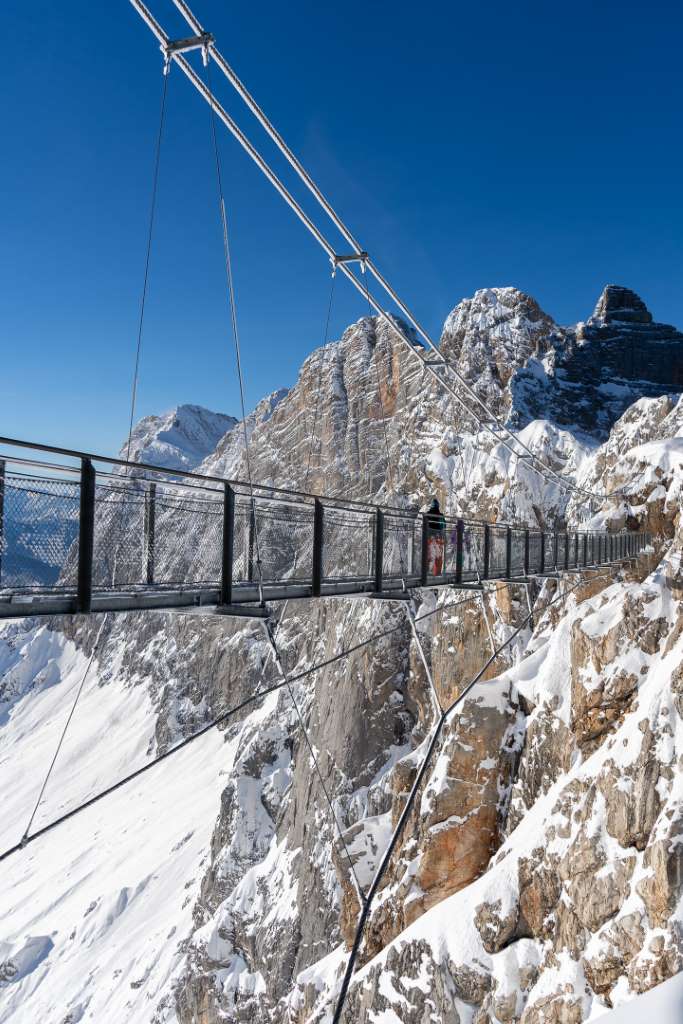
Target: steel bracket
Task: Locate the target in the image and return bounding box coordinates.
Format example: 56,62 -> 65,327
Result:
332,251 -> 369,267
164,31 -> 214,65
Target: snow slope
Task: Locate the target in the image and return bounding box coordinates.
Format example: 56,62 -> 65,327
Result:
0,621 -> 237,1024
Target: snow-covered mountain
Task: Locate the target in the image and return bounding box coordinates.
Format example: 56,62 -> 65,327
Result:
2,284 -> 683,1024
121,405 -> 238,472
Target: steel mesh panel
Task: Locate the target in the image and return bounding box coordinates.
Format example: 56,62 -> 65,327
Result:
488,526 -> 508,577
510,530 -> 525,575
542,536 -> 554,572
91,482 -> 146,588
528,533 -> 542,573
247,501 -> 314,584
383,514 -> 419,578
0,474 -> 80,590
324,508 -> 374,580
232,502 -> 250,582
567,534 -> 577,568
153,490 -> 223,585
557,534 -> 567,569
462,524 -> 485,580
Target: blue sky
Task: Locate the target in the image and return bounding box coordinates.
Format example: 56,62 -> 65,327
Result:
2,0 -> 682,456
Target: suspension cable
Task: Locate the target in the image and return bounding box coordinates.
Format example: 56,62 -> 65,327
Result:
0,591 -> 483,865
130,0 -> 621,508
274,269 -> 337,639
262,619 -> 367,906
304,270 -> 337,485
331,568 -> 611,1022
207,60 -> 264,599
125,62 -> 171,462
20,615 -> 109,844
361,273 -> 410,589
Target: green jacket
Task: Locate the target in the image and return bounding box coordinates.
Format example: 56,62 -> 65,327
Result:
426,509 -> 446,533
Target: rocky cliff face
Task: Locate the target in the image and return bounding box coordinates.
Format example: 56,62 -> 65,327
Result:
1,284 -> 683,1024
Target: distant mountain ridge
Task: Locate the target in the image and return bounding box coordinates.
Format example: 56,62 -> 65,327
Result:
120,404 -> 238,472
441,285 -> 683,440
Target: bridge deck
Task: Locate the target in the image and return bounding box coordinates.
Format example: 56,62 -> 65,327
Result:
0,436 -> 649,620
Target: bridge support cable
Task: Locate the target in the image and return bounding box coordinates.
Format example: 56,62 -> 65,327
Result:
361,271 -> 410,589
261,619 -> 368,908
0,590 -> 483,865
274,268 -> 337,642
128,1 -> 620,507
125,61 -> 171,463
206,59 -> 265,605
140,0 -> 623,508
405,596 -> 442,721
304,270 -> 337,485
331,568 -> 615,1023
19,613 -> 110,848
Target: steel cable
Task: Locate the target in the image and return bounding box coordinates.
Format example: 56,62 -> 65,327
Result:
331,568 -> 613,1022
125,64 -> 171,463
207,61 -> 264,598
0,591 -> 483,864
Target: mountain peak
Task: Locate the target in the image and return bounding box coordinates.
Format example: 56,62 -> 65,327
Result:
121,404 -> 237,472
591,285 -> 653,324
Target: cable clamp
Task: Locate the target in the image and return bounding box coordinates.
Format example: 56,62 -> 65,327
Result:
162,31 -> 215,65
332,251 -> 369,268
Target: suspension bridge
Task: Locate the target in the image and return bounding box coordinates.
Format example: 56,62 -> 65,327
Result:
0,435 -> 648,621
0,3 -> 659,1021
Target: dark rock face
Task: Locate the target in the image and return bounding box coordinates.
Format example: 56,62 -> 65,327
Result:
508,286 -> 683,438
591,285 -> 653,324
570,286 -> 683,394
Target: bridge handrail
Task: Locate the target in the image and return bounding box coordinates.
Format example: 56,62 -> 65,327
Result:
0,435 -> 417,515
0,435 -> 651,617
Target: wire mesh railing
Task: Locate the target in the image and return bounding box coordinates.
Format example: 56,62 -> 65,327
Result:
0,437 -> 651,614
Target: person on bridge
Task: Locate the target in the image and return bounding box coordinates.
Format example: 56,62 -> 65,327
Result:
426,498 -> 447,575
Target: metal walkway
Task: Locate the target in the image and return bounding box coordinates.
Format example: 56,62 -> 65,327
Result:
0,436 -> 649,619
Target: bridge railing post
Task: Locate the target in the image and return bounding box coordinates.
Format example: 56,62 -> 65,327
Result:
565,532 -> 570,570
0,459 -> 4,586
77,458 -> 96,613
144,482 -> 156,585
420,514 -> 429,586
483,524 -> 490,580
220,483 -> 234,605
312,499 -> 324,597
455,518 -> 464,584
540,531 -> 545,573
505,526 -> 512,578
247,505 -> 256,582
553,530 -> 559,570
374,508 -> 384,593
523,528 -> 530,576
582,533 -> 587,566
